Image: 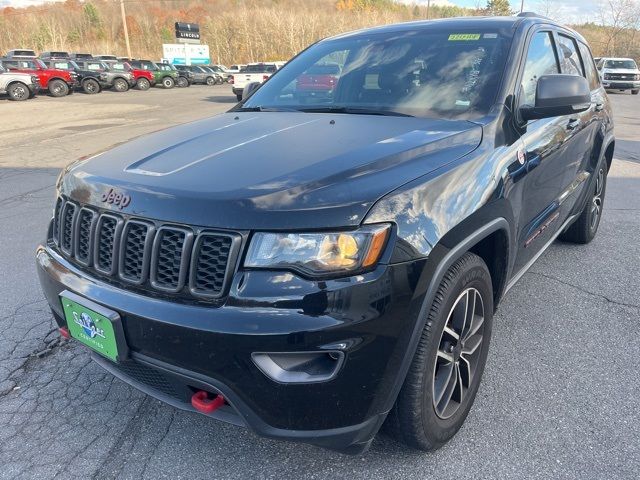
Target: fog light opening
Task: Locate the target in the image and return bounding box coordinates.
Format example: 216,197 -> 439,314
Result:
251,351 -> 345,384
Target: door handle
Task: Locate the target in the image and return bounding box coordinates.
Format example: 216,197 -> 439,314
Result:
567,118 -> 580,130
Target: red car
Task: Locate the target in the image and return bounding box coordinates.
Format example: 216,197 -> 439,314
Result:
296,63 -> 340,93
0,57 -> 76,97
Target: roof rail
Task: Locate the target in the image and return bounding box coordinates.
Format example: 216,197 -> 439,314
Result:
517,11 -> 553,20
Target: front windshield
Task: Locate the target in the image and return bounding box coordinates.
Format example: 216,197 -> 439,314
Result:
243,29 -> 510,119
604,59 -> 637,70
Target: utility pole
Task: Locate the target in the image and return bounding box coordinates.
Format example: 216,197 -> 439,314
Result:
120,0 -> 132,59
426,0 -> 431,19
520,0 -> 525,13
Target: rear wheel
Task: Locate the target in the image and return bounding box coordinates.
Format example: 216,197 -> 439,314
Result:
386,252 -> 493,451
560,161 -> 608,244
215,76 -> 223,85
176,76 -> 189,88
206,76 -> 216,86
162,76 -> 175,89
136,78 -> 150,91
113,78 -> 129,92
7,82 -> 30,101
82,78 -> 100,94
236,93 -> 243,101
48,79 -> 69,97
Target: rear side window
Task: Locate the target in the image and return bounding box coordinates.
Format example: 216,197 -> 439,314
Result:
557,34 -> 584,76
520,31 -> 559,106
578,42 -> 600,90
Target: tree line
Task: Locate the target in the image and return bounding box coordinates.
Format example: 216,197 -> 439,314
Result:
0,0 -> 638,64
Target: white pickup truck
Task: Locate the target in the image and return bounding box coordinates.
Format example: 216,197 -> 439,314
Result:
0,63 -> 39,101
230,62 -> 284,101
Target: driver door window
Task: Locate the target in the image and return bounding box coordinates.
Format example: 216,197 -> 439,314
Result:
520,31 -> 560,107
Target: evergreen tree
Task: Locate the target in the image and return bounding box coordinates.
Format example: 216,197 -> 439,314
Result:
486,0 -> 512,16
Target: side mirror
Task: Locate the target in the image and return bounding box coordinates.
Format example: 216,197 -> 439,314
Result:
520,74 -> 591,121
242,81 -> 261,100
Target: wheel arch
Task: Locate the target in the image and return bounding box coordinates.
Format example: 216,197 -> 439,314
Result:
603,139 -> 615,172
380,216 -> 512,415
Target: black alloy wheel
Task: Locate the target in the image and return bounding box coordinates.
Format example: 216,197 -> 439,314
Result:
432,287 -> 485,419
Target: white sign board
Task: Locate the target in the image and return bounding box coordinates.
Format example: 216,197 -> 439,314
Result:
162,44 -> 210,65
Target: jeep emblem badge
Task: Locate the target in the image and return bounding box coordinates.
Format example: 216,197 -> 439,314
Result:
100,188 -> 131,210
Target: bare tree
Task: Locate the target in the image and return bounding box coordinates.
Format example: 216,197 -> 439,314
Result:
598,0 -> 640,56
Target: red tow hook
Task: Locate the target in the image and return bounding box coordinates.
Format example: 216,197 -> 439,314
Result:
191,390 -> 225,414
59,327 -> 70,339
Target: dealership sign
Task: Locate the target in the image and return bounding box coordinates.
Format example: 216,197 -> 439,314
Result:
175,22 -> 200,42
162,44 -> 210,65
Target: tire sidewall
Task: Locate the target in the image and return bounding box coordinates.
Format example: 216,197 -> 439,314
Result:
49,79 -> 68,97
137,78 -> 150,90
206,76 -> 215,86
114,78 -> 128,92
83,78 -> 100,94
419,260 -> 494,447
163,77 -> 175,88
8,82 -> 29,101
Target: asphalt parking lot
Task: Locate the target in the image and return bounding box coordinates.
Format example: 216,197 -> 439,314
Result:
0,86 -> 638,479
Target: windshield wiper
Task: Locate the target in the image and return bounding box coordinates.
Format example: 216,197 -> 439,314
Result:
236,106 -> 299,112
298,106 -> 414,117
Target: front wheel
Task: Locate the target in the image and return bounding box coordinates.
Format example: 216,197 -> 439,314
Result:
386,252 -> 493,451
206,76 -> 216,86
82,78 -> 100,94
162,77 -> 175,89
632,89 -> 639,95
113,78 -> 129,92
7,82 -> 30,101
560,162 -> 608,244
236,93 -> 243,101
176,76 -> 189,88
48,79 -> 69,97
136,78 -> 150,91
215,76 -> 223,85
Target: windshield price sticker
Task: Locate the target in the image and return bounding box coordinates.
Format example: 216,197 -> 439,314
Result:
448,34 -> 481,41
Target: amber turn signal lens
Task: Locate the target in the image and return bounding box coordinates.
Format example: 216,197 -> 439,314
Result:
362,226 -> 390,267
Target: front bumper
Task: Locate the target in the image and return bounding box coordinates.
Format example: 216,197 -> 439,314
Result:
602,80 -> 640,89
36,243 -> 425,452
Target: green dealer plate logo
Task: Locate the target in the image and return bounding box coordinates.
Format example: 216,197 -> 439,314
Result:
61,296 -> 119,362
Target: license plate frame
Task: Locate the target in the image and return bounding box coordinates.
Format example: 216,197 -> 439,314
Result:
59,290 -> 129,363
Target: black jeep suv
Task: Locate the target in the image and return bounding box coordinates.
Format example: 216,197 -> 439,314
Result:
36,14 -> 614,454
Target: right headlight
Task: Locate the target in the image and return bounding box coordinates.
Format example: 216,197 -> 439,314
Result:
245,224 -> 391,276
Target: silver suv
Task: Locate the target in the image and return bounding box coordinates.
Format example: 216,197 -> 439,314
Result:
0,64 -> 39,100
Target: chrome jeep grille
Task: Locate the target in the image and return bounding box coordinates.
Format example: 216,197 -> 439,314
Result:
52,197 -> 240,300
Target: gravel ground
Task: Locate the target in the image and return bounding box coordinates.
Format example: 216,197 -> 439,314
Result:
0,86 -> 638,479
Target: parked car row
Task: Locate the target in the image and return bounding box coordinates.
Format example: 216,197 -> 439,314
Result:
0,49 -> 227,101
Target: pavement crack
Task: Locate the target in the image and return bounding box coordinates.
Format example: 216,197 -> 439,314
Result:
527,271 -> 640,310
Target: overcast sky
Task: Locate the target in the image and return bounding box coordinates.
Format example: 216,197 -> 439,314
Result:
0,0 -> 618,23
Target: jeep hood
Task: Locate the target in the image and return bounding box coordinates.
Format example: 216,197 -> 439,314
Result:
60,112 -> 481,229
